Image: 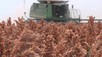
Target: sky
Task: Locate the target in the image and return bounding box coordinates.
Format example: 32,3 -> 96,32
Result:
0,0 -> 102,21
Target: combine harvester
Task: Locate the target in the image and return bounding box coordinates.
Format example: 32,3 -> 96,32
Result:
26,0 -> 102,22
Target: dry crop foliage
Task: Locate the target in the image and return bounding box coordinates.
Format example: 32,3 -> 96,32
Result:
0,17 -> 102,57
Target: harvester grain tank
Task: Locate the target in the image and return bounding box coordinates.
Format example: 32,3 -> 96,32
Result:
30,0 -> 80,22
38,0 -> 68,3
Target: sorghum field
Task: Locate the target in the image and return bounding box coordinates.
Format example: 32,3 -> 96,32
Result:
0,17 -> 102,57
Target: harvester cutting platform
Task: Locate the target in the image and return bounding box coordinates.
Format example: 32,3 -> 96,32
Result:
29,0 -> 102,22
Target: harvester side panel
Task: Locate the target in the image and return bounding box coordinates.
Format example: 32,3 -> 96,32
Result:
30,3 -> 52,19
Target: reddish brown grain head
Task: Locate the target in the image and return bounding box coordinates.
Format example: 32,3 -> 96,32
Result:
0,17 -> 102,57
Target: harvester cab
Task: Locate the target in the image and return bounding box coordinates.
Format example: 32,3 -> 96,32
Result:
29,0 -> 81,22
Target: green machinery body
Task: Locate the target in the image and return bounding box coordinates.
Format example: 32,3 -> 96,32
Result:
30,0 -> 80,22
